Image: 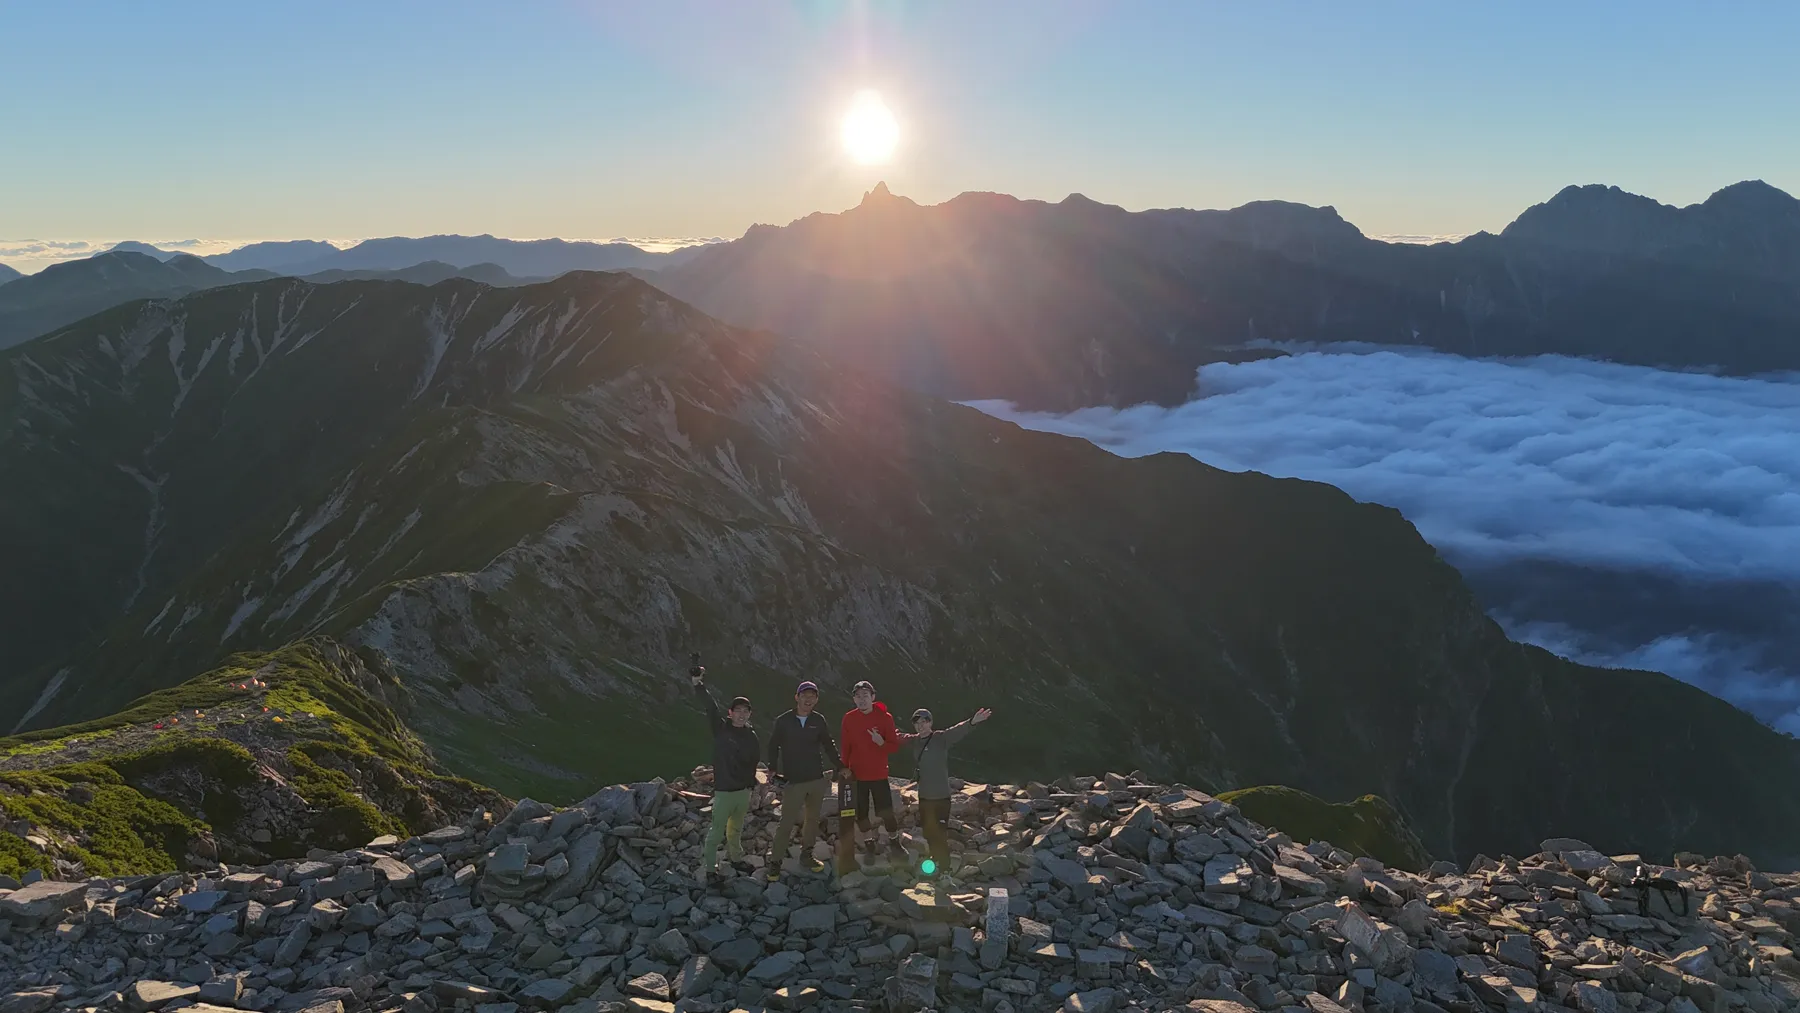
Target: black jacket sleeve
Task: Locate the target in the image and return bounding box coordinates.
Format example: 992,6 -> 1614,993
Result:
767,715 -> 785,775
695,682 -> 723,731
818,719 -> 839,773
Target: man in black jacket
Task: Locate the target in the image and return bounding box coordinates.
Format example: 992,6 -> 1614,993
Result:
764,680 -> 841,879
691,660 -> 759,883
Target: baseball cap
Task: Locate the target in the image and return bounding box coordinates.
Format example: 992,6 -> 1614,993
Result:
795,681 -> 819,694
729,696 -> 753,710
912,708 -> 932,722
852,680 -> 876,695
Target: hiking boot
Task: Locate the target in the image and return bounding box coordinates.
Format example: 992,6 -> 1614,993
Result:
804,857 -> 826,874
764,864 -> 781,883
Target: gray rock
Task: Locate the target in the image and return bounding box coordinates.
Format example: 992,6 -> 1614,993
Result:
518,980 -> 577,1008
176,890 -> 228,913
202,910 -> 242,936
1038,855 -> 1093,898
570,955 -> 618,988
1496,933 -> 1536,970
487,844 -> 529,876
1231,944 -> 1277,978
117,909 -> 175,933
1412,948 -> 1459,992
127,982 -> 200,1010
544,829 -> 608,901
625,974 -> 669,1001
651,927 -> 690,962
1062,988 -> 1119,1013
1571,982 -> 1619,1013
0,993 -> 58,1013
580,786 -> 638,825
673,955 -> 719,999
889,952 -> 938,1012
746,950 -> 805,984
1336,902 -> 1413,974
308,898 -> 346,930
1540,837 -> 1594,854
273,923 -> 313,967
198,980 -> 244,1005
0,880 -> 86,923
1563,850 -> 1612,873
787,902 -> 838,934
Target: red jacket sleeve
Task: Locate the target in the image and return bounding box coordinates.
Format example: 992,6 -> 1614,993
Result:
880,709 -> 902,754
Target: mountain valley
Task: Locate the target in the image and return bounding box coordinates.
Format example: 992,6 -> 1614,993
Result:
1,270 -> 1795,870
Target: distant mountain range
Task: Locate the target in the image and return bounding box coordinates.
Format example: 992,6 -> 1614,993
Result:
3,270 -> 1795,865
648,180 -> 1800,410
0,252 -> 265,351
0,252 -> 540,350
0,263 -> 21,285
201,234 -> 705,277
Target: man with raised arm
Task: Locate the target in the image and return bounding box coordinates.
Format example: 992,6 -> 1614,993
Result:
690,656 -> 759,885
899,706 -> 992,877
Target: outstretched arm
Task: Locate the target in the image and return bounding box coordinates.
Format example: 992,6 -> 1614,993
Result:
692,674 -> 722,727
878,711 -> 904,754
943,708 -> 991,744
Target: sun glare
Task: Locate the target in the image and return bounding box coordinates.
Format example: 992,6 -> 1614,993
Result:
841,90 -> 899,165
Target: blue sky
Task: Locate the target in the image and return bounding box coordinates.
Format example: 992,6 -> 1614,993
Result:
4,1 -> 1798,244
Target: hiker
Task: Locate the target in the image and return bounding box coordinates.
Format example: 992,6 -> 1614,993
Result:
689,658 -> 759,883
765,679 -> 842,879
841,679 -> 907,863
899,706 -> 992,876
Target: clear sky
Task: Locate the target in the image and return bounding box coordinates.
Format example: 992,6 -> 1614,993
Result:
4,1 -> 1798,247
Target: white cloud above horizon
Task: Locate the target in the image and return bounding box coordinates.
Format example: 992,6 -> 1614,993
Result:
966,346 -> 1800,734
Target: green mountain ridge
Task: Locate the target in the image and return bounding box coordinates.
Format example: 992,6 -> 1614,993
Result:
0,271 -> 1796,869
0,639 -> 503,879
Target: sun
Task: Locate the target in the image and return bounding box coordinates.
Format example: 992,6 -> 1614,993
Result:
841,90 -> 899,165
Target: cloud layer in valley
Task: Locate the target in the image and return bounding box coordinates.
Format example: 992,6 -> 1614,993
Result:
967,347 -> 1800,734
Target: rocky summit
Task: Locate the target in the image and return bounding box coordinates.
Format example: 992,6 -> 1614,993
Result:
4,770 -> 1797,1013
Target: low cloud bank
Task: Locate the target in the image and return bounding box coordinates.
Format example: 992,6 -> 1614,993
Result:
967,347 -> 1800,734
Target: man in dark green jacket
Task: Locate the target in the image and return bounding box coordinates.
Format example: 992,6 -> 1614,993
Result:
898,706 -> 991,875
691,661 -> 759,882
764,680 -> 842,879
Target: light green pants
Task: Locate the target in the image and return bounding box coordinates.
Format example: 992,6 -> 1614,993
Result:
704,789 -> 750,868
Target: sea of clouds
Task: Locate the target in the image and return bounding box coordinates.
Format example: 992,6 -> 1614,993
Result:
967,346 -> 1800,735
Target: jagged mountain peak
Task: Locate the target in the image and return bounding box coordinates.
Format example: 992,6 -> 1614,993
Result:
853,180 -> 919,213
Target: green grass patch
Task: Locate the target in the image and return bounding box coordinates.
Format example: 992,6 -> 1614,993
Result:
1219,784 -> 1432,872
0,638 -> 501,873
0,830 -> 55,880
284,743 -> 406,850
0,765 -> 200,877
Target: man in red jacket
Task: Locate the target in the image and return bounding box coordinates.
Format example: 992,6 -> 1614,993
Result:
841,680 -> 907,863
